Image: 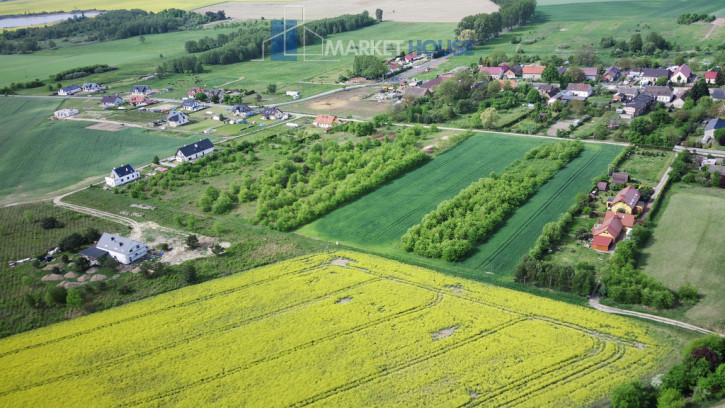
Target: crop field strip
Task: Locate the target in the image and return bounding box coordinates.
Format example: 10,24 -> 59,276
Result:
298,133 -> 549,247
0,251 -> 668,407
464,143 -> 622,274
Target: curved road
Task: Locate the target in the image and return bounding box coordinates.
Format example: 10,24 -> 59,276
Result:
589,298 -> 722,336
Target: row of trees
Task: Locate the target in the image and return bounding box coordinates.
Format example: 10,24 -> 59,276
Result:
49,64 -> 116,81
599,31 -> 672,56
157,55 -> 204,74
252,127 -> 430,231
400,142 -> 584,261
514,256 -> 596,296
0,9 -> 225,54
677,13 -> 715,25
455,0 -> 537,44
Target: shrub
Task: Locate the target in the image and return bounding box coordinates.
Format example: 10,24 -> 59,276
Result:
185,235 -> 199,250
66,288 -> 84,309
41,216 -> 63,229
677,283 -> 698,304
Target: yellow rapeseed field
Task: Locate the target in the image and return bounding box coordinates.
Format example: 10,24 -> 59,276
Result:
0,0 -> 293,17
0,251 -> 670,407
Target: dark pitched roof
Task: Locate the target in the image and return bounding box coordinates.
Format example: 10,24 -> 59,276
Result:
167,111 -> 188,122
113,164 -> 136,177
132,85 -> 150,93
612,185 -> 641,208
61,84 -> 81,92
611,172 -> 629,184
101,94 -> 121,104
643,85 -> 673,97
710,88 -> 725,100
178,139 -> 214,157
232,104 -> 252,112
181,99 -> 199,107
705,118 -> 725,131
641,68 -> 669,78
261,107 -> 281,116
626,93 -> 653,110
79,245 -> 107,259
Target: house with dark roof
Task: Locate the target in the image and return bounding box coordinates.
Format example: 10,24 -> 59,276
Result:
607,185 -> 643,214
94,233 -> 147,264
566,83 -> 593,98
597,181 -> 608,191
533,84 -> 559,98
101,94 -> 123,108
703,118 -> 725,144
58,84 -> 81,96
420,76 -> 445,91
181,99 -> 202,112
82,83 -> 102,92
208,89 -> 224,100
710,88 -> 725,101
105,164 -> 140,187
613,86 -> 639,102
601,65 -> 620,82
622,93 -> 654,118
167,111 -> 190,127
671,64 -> 692,84
261,107 -> 287,120
176,138 -> 214,162
611,172 -> 629,185
132,85 -> 151,95
643,85 -> 673,103
232,104 -> 256,117
640,68 -> 670,84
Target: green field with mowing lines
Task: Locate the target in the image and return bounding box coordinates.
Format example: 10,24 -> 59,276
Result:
534,0 -> 724,22
641,184 -> 725,331
298,133 -> 549,250
299,133 -> 622,276
0,98 -> 211,204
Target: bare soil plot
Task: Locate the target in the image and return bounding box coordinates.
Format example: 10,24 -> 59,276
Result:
85,122 -> 126,131
546,119 -> 575,136
196,0 -> 498,23
294,87 -> 390,119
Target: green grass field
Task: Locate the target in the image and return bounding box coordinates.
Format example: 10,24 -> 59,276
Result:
299,133 -> 622,276
0,97 -> 211,204
640,184 -> 725,331
0,250 -> 676,407
618,149 -> 674,187
534,0 -> 724,22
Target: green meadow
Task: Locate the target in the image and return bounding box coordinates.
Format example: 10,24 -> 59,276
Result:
534,0 -> 725,22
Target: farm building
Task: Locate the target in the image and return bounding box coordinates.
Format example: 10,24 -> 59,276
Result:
613,86 -> 639,103
566,83 -> 593,98
176,138 -> 214,162
94,233 -> 147,264
167,111 -> 190,127
522,65 -> 545,79
53,108 -> 79,119
591,235 -> 614,252
232,104 -> 256,117
261,107 -> 287,120
132,85 -> 152,95
208,89 -> 224,100
58,84 -> 81,96
404,87 -> 432,99
579,67 -> 598,81
313,115 -> 340,129
670,64 -> 692,84
622,94 -> 653,118
640,68 -> 670,84
181,99 -> 202,112
710,88 -> 725,101
533,84 -> 559,98
643,85 -> 673,103
105,164 -> 140,187
597,181 -> 608,191
82,83 -> 102,92
703,118 -> 725,144
101,94 -> 123,108
611,172 -> 629,185
419,77 -> 445,91
607,185 -> 643,214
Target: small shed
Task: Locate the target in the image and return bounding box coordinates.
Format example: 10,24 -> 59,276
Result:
597,181 -> 608,192
591,235 -> 613,252
611,172 -> 629,185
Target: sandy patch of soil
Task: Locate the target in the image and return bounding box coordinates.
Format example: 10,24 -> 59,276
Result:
445,284 -> 464,294
58,281 -> 83,289
547,119 -> 575,136
85,122 -> 125,131
63,271 -> 78,279
196,0 -> 498,23
78,274 -> 92,282
336,297 -> 352,304
330,258 -> 350,267
41,273 -> 63,281
129,222 -> 229,266
432,326 -> 457,340
90,274 -> 106,282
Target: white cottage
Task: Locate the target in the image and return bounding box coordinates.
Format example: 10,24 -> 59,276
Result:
94,233 -> 147,264
176,138 -> 215,162
105,164 -> 140,187
58,84 -> 81,96
167,111 -> 190,127
82,83 -> 102,92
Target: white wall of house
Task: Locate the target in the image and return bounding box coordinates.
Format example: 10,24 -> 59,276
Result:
176,148 -> 214,162
105,246 -> 147,264
105,171 -> 140,187
671,73 -> 689,84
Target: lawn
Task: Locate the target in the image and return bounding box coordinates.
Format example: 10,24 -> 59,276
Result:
0,97 -> 212,204
640,184 -> 725,331
0,250 -> 675,407
618,148 -> 674,187
534,0 -> 724,22
299,133 -> 622,276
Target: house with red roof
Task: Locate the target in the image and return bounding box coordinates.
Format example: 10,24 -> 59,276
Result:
607,185 -> 644,214
671,64 -> 692,84
590,211 -> 636,251
188,87 -> 207,98
522,65 -> 546,80
404,53 -> 418,63
580,67 -> 599,81
705,70 -> 719,85
312,115 -> 340,129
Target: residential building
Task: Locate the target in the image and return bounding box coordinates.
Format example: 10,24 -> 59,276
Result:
502,68 -> 517,79
710,88 -> 725,101
705,71 -> 719,85
621,94 -> 653,118
479,66 -> 503,78
643,85 -> 673,103
607,185 -> 643,214
232,104 -> 256,117
670,64 -> 692,84
208,89 -> 224,100
703,118 -> 725,144
613,86 -> 639,102
707,164 -> 725,175
534,84 -> 559,98
640,68 -> 670,84
187,87 -> 206,98
167,111 -> 190,127
93,233 -> 147,264
566,83 -> 593,98
101,94 -> 123,108
53,108 -> 79,119
261,107 -> 287,120
403,87 -> 432,99
522,65 -> 546,80
420,76 -> 445,91
105,164 -> 140,187
82,83 -> 101,92
129,95 -> 151,106
132,85 -> 151,95
590,211 -> 636,251
580,67 -> 598,81
58,84 -> 81,96
597,181 -> 608,191
176,138 -> 214,162
313,115 -> 340,129
181,99 -> 202,111
601,65 -> 620,82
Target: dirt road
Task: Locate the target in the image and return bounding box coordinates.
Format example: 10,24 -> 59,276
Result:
589,298 -> 722,336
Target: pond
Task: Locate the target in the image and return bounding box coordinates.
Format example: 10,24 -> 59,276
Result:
0,11 -> 102,29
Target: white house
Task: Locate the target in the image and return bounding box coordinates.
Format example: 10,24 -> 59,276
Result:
566,83 -> 593,98
132,85 -> 152,95
105,164 -> 140,187
643,85 -> 674,103
167,111 -> 190,127
101,94 -> 123,108
670,64 -> 692,84
82,83 -> 102,92
54,108 -> 79,119
261,107 -> 287,120
703,118 -> 725,144
286,91 -> 300,99
176,138 -> 215,162
313,114 -> 340,129
94,233 -> 147,264
58,84 -> 81,96
181,99 -> 202,111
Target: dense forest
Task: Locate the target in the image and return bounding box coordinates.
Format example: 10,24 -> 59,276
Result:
400,141 -> 582,261
0,9 -> 225,54
455,0 -> 537,43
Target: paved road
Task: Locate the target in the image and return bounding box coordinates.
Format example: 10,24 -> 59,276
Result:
674,145 -> 725,158
589,298 -> 722,336
389,54 -> 452,83
651,166 -> 671,201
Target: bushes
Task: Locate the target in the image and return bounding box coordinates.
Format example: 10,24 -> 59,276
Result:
49,64 -> 116,82
401,142 -> 583,261
514,256 -> 596,295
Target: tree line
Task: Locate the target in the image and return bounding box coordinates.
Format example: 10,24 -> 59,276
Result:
0,9 -> 225,54
50,64 -> 116,81
400,141 -> 583,262
455,0 -> 537,44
